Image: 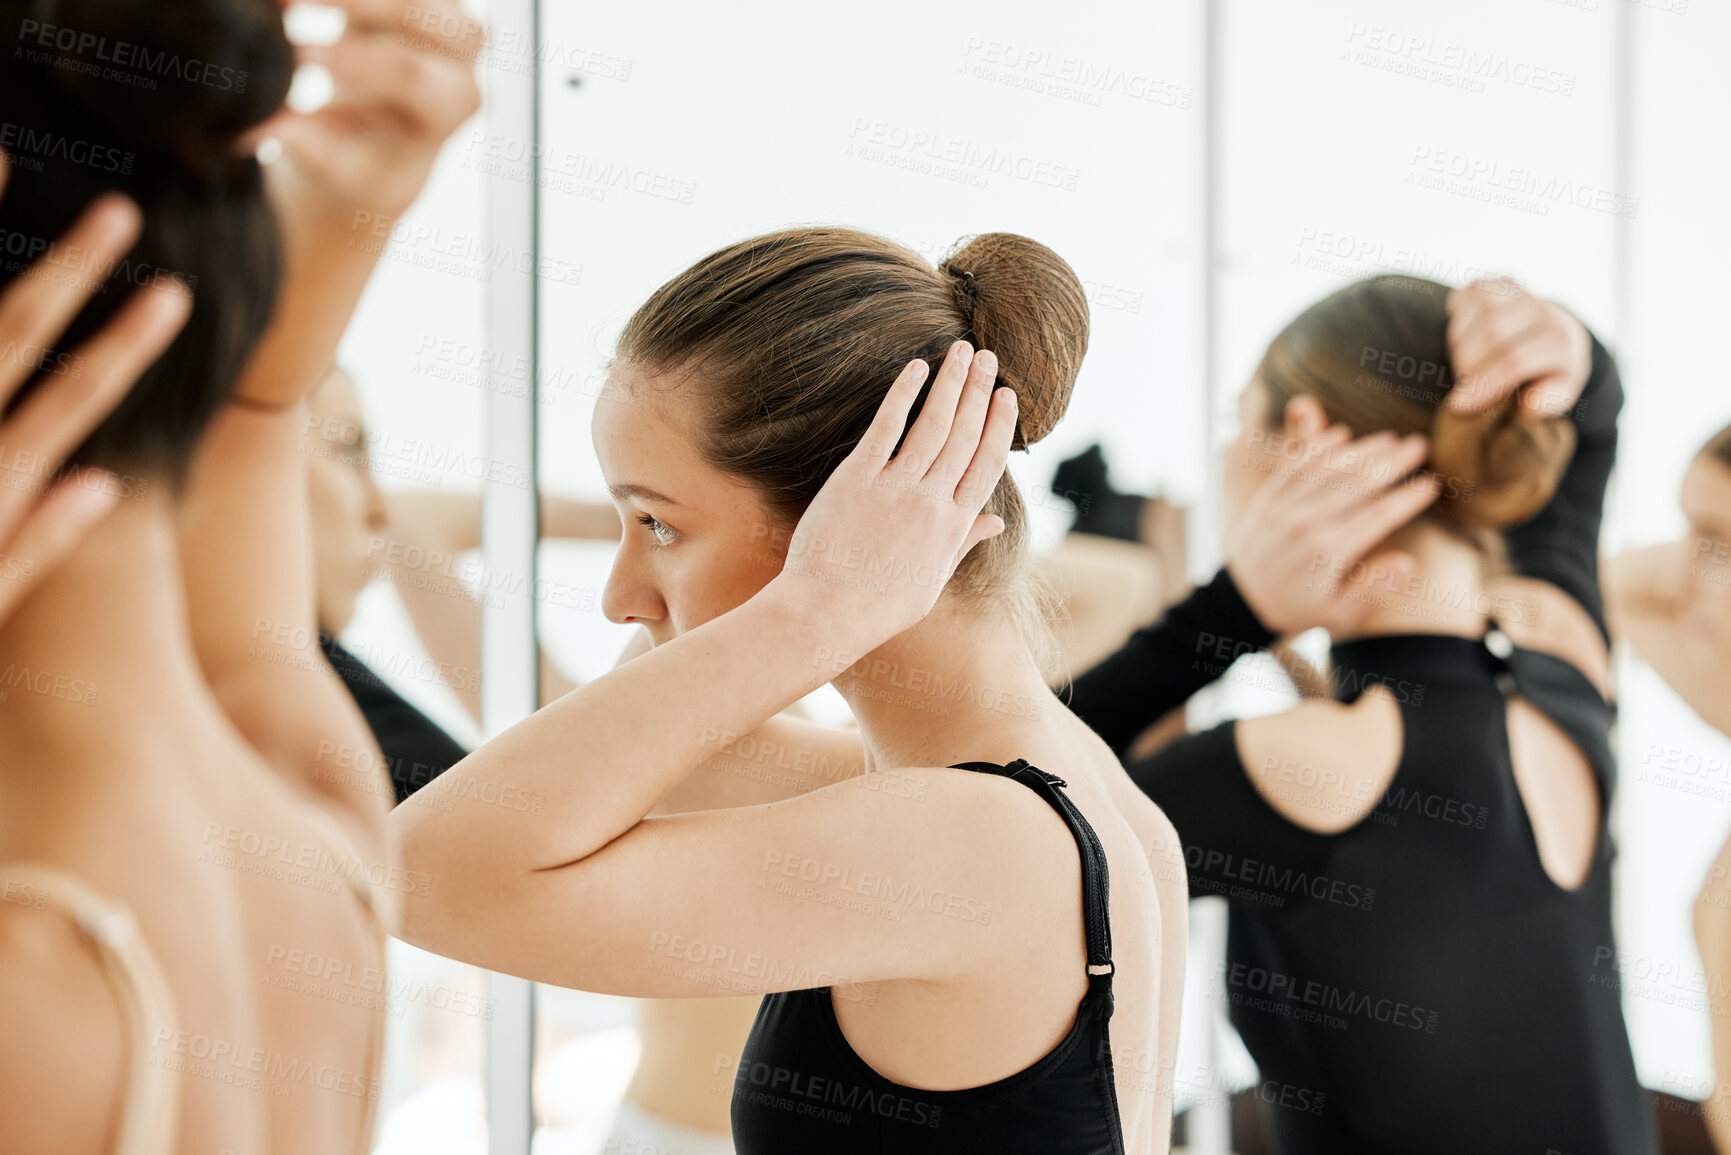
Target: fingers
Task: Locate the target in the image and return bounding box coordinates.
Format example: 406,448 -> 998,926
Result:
1520,371 -> 1577,418
333,0 -> 488,62
1452,315 -> 1551,413
0,194 -> 143,405
928,349 -> 998,491
953,386 -> 1018,512
0,472 -> 119,621
0,281 -> 191,526
891,340 -> 973,476
853,359 -> 930,470
1324,475 -> 1441,565
302,34 -> 481,137
1265,431 -> 1427,525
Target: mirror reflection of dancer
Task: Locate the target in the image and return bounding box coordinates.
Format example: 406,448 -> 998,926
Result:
1607,423 -> 1731,1153
305,367 -> 751,1152
1063,277 -> 1658,1154
394,230 -> 1192,1155
304,364 -> 623,802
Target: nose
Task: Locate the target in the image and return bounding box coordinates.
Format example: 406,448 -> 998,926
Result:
601,532 -> 666,628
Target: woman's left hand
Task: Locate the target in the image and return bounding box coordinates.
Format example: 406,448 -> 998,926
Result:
247,0 -> 484,256
226,0 -> 483,410
769,340 -> 1018,651
1446,278 -> 1591,417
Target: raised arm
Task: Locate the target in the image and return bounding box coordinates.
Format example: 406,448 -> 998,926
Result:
176,0 -> 480,861
391,345 -> 1032,987
1606,543 -> 1731,735
1447,280 -> 1619,642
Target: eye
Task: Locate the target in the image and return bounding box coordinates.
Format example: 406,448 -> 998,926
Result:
636,513 -> 678,548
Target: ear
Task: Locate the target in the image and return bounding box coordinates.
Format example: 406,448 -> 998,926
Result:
1283,395 -> 1330,439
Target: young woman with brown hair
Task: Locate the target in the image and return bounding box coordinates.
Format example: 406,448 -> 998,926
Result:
1066,274 -> 1655,1153
393,227 -> 1188,1155
0,1 -> 479,1151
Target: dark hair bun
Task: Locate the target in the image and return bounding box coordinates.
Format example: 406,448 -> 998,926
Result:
939,233 -> 1089,448
1429,397 -> 1577,529
0,0 -> 295,486
17,0 -> 293,182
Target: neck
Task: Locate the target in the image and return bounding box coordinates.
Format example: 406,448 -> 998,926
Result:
1332,522 -> 1493,642
0,488 -> 214,764
830,597 -> 1057,773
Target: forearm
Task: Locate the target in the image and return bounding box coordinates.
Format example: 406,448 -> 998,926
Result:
1503,330 -> 1622,639
395,580 -> 847,880
545,495 -> 623,541
234,240 -> 379,409
1058,567 -> 1276,757
386,491 -> 622,559
179,406 -> 391,838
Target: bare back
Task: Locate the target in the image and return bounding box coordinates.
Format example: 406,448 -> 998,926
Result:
0,709 -> 387,1155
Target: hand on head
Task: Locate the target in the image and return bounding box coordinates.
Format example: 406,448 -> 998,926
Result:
1446,277 -> 1591,418
1224,408 -> 1437,637
772,340 -> 1017,648
243,0 -> 485,236
1226,276 -> 1583,637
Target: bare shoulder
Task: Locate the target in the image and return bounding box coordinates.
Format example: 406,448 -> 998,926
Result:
850,764 -> 1084,907
1235,687 -> 1404,834
0,899 -> 125,1154
1485,574 -> 1611,697
859,763 -> 1078,860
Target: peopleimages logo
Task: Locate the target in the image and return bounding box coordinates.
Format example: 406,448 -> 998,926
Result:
733,1059 -> 945,1129
17,20 -> 250,93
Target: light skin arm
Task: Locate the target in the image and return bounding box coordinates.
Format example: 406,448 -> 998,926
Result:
375,489 -> 622,720
1606,543 -> 1731,734
1698,840 -> 1731,1148
606,623 -> 870,815
385,490 -> 622,555
392,345 -> 1034,992
176,0 -> 481,868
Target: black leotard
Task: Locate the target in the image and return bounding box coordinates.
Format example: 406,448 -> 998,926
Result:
319,632 -> 468,804
1132,625 -> 1657,1153
1059,332 -> 1657,1151
729,759 -> 1127,1155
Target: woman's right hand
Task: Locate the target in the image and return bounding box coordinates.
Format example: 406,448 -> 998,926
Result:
1224,413 -> 1439,637
0,153 -> 192,625
768,340 -> 1017,653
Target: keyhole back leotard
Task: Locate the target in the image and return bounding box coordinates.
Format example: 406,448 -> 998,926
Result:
729,758 -> 1128,1155
1128,620 -> 1658,1154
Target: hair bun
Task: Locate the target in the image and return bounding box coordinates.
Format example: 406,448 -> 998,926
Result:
938,233 -> 1089,449
1429,396 -> 1576,529
22,0 -> 293,181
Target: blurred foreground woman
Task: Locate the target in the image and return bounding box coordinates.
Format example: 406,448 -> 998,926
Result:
0,1 -> 477,1152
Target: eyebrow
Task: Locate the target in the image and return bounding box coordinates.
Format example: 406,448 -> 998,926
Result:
608,483 -> 683,507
